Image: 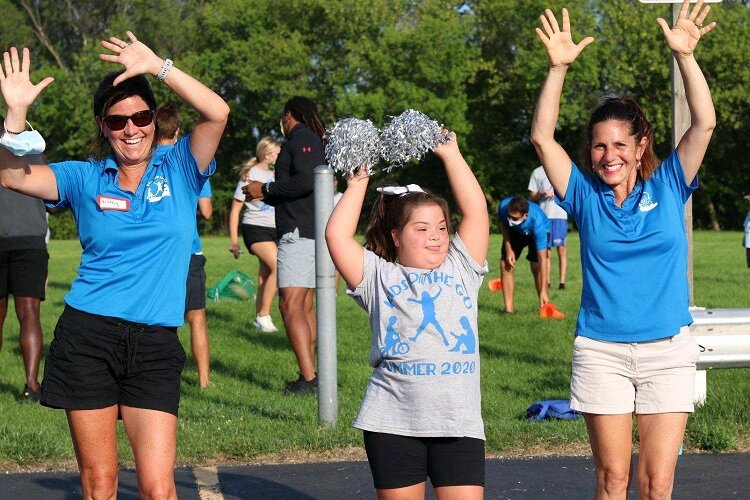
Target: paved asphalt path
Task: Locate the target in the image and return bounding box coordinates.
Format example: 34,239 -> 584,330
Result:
0,454 -> 747,499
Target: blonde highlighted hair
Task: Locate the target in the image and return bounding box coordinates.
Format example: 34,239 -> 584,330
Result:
237,136 -> 282,181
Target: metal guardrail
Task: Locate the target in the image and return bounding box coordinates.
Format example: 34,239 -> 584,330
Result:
690,308 -> 750,370
689,308 -> 750,405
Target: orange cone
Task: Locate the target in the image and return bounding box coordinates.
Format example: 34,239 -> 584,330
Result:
539,303 -> 565,319
488,278 -> 502,292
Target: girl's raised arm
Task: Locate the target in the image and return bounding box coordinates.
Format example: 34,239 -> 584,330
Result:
434,133 -> 489,264
325,169 -> 368,288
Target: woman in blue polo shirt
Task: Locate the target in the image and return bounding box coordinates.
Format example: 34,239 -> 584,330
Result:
0,33 -> 229,498
530,2 -> 715,498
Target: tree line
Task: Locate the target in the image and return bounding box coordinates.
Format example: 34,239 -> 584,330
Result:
2,0 -> 748,237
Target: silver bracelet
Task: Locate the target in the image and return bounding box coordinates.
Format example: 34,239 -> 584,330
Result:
156,58 -> 173,82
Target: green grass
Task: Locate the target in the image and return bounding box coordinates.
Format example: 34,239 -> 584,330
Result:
0,231 -> 748,468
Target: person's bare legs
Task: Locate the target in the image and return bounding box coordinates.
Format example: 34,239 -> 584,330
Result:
435,485 -> 484,500
636,413 -> 689,500
500,262 -> 515,313
376,482 -> 426,500
121,406 -> 178,500
558,245 -> 568,286
67,406 -> 120,500
530,261 -> 543,297
304,288 -> 316,362
251,241 -> 278,317
279,287 -> 316,380
14,296 -> 42,391
545,249 -> 552,287
584,413 -> 634,500
186,308 -> 210,388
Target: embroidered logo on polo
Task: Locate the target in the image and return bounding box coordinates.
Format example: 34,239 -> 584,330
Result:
639,191 -> 658,212
377,272 -> 478,378
145,175 -> 172,203
302,146 -> 312,153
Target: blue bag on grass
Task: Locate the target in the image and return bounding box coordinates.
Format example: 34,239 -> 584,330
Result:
526,399 -> 581,421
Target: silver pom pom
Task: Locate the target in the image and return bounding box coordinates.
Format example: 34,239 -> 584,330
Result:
324,118 -> 381,176
380,109 -> 450,171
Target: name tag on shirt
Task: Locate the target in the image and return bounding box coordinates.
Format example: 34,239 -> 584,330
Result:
97,195 -> 130,211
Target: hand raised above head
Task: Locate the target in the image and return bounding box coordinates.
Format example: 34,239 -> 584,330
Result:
657,0 -> 716,57
99,31 -> 162,86
535,8 -> 594,69
0,47 -> 54,111
432,130 -> 459,160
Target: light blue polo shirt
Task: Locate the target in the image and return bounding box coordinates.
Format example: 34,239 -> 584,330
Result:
497,197 -> 550,251
557,150 -> 696,342
46,135 -> 215,326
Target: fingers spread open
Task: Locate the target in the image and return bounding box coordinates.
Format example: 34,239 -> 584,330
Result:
21,47 -> 30,74
546,9 -> 560,33
562,8 -> 570,33
540,14 -> 553,39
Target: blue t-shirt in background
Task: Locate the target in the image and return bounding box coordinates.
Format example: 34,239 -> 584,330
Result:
47,135 -> 215,326
557,150 -> 696,342
497,197 -> 550,251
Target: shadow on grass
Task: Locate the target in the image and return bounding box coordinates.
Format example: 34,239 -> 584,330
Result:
208,358 -> 283,392
0,379 -> 20,397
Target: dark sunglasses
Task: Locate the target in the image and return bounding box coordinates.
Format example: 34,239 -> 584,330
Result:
103,109 -> 155,131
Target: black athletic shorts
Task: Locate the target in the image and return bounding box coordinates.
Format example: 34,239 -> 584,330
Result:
241,224 -> 277,255
41,305 -> 186,416
185,254 -> 207,312
0,248 -> 48,299
363,431 -> 485,489
501,229 -> 539,263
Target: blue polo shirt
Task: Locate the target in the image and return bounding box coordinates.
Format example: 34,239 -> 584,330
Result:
497,197 -> 550,251
154,145 -> 213,255
46,135 -> 215,326
557,150 -> 696,342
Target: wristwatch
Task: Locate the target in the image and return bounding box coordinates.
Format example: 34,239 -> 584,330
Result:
261,181 -> 273,197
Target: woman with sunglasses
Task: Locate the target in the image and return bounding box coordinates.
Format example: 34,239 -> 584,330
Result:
0,32 -> 228,499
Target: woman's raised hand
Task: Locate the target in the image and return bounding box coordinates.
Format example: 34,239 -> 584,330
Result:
535,8 -> 594,68
99,31 -> 162,86
0,47 -> 54,111
657,0 -> 716,57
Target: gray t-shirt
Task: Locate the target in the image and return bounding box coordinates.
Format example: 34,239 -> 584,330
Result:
349,234 -> 488,440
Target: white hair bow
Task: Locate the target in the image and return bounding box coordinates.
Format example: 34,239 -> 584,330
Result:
376,184 -> 425,197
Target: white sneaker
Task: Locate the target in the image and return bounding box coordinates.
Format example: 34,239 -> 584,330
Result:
253,315 -> 278,333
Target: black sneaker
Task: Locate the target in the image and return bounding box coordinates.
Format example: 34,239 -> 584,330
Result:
284,375 -> 318,395
20,385 -> 41,403
559,283 -> 566,290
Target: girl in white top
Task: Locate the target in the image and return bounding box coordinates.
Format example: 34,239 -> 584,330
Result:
229,136 -> 282,333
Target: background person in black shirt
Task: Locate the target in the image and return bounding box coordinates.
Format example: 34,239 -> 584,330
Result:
246,96 -> 326,394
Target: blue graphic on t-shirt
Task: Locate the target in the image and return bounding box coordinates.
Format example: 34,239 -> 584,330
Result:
380,316 -> 410,357
407,287 -> 448,345
449,316 -> 476,354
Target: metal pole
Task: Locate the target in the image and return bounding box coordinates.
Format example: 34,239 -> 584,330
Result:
314,165 -> 337,426
671,3 -> 694,306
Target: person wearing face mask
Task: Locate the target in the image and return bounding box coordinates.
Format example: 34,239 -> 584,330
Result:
530,2 -> 715,497
244,96 -> 326,395
0,33 -> 229,498
497,195 -> 550,313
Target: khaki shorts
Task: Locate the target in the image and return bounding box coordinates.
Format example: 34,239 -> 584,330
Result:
277,229 -> 316,289
570,327 -> 700,415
